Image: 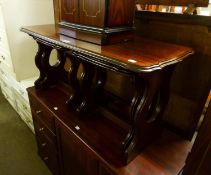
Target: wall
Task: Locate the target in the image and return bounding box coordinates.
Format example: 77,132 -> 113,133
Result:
1,0 -> 55,80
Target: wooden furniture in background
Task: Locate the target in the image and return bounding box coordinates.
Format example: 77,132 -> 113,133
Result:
53,0 -> 136,45
22,24 -> 193,174
136,0 -> 209,15
136,0 -> 209,7
135,10 -> 211,139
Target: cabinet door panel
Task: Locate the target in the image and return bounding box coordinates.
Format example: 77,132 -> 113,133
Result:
79,0 -> 105,27
58,123 -> 99,175
61,0 -> 79,23
107,0 -> 135,27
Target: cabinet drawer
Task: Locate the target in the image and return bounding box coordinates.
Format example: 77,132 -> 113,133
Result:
14,89 -> 31,115
29,96 -> 55,133
33,116 -> 56,145
37,140 -> 59,175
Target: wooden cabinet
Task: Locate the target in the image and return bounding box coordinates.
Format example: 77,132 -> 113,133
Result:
56,120 -> 99,175
61,0 -> 78,24
57,0 -> 136,44
61,0 -> 105,27
28,91 -> 59,175
60,0 -> 135,28
24,24 -> 194,175
27,84 -> 194,175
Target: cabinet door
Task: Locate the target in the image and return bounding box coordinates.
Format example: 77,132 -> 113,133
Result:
79,0 -> 105,27
61,0 -> 79,23
57,122 -> 99,175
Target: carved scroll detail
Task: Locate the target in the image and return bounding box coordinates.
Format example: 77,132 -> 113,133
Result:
34,42 -> 66,89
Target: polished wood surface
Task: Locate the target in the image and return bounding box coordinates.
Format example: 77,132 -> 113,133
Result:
53,0 -> 61,24
28,85 -> 192,175
56,0 -> 136,45
29,91 -> 59,175
79,0 -> 105,27
58,0 -> 136,28
23,22 -> 194,173
135,11 -> 211,139
137,0 -> 209,7
107,0 -> 135,27
182,101 -> 211,175
21,24 -> 193,73
61,0 -> 78,24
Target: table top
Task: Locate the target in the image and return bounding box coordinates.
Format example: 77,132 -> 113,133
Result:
21,24 -> 193,73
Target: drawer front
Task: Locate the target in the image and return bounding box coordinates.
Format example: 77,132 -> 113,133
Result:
29,96 -> 55,133
33,115 -> 56,145
14,89 -> 31,115
37,139 -> 59,175
0,56 -> 15,77
35,118 -> 59,175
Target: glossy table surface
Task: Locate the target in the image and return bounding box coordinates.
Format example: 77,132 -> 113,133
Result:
21,24 -> 193,73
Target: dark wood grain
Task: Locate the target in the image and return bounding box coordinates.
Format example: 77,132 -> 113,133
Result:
107,0 -> 136,27
182,101 -> 211,175
61,0 -> 79,23
22,23 -> 193,166
29,91 -> 59,175
21,24 -> 193,73
53,0 -> 61,24
79,0 -> 105,27
55,0 -> 136,45
135,10 -> 211,139
56,120 -> 99,175
28,85 -> 192,175
137,0 -> 209,7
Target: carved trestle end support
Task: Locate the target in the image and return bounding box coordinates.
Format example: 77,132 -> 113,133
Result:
122,68 -> 174,164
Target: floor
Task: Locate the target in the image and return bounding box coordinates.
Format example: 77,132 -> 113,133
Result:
0,91 -> 52,175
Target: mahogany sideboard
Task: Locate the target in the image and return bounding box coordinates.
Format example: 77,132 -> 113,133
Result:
21,24 -> 193,175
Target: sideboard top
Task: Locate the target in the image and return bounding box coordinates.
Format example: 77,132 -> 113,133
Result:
21,24 -> 193,73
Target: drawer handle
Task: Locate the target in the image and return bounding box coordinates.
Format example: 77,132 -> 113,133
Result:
39,127 -> 44,132
43,157 -> 49,161
36,110 -> 42,115
41,142 -> 47,147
